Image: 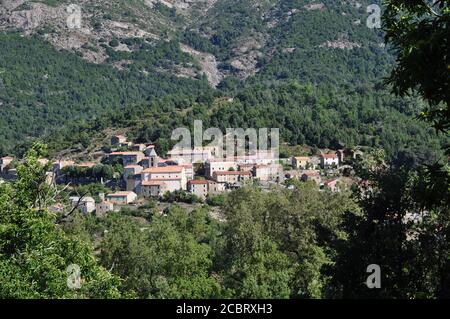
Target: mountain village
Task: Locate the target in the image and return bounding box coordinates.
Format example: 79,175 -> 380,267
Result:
0,134 -> 365,216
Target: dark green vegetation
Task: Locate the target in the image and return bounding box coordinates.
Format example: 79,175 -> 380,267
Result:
334,0 -> 450,298
384,0 -> 449,134
0,144 -> 120,298
0,33 -> 211,154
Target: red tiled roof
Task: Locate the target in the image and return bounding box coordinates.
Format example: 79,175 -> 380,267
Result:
142,166 -> 184,173
324,179 -> 338,185
143,178 -> 182,181
189,180 -> 209,185
321,153 -> 338,159
303,171 -> 320,177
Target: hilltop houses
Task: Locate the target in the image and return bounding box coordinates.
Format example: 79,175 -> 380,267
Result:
0,156 -> 14,174
141,166 -> 187,193
292,156 -> 310,169
205,159 -> 239,178
301,171 -> 321,184
69,196 -> 96,214
188,180 -> 210,199
106,191 -> 138,204
213,171 -> 252,186
109,151 -> 145,166
2,129 -> 354,216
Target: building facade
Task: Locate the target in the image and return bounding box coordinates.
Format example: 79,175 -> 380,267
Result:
106,191 -> 138,204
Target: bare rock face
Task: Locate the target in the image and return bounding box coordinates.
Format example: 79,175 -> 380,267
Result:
0,0 -> 368,87
304,3 -> 325,11
320,35 -> 361,50
143,0 -> 209,10
180,44 -> 222,87
226,34 -> 265,79
7,3 -> 66,30
0,0 -> 28,11
229,53 -> 259,79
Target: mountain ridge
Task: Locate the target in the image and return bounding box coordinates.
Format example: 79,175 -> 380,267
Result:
1,0 -> 447,165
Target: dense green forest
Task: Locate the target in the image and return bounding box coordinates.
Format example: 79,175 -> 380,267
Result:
0,0 -> 448,165
0,33 -> 212,154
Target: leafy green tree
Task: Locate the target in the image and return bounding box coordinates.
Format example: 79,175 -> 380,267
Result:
0,143 -> 120,298
218,185 -> 358,298
384,0 -> 449,132
99,206 -> 225,298
332,150 -> 450,298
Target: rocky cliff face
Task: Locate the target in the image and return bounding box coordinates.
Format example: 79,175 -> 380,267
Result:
0,0 -> 222,81
0,0 -> 382,86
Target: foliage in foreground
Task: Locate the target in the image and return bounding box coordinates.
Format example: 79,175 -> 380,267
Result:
0,144 -> 120,298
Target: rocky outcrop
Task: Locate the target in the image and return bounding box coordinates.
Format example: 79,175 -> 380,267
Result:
304,3 -> 325,11
180,44 -> 222,87
320,39 -> 361,50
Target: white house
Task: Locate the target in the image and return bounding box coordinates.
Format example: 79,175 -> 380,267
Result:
292,156 -> 310,169
205,159 -> 239,177
69,196 -> 96,214
95,201 -> 114,215
0,156 -> 14,174
320,153 -> 339,168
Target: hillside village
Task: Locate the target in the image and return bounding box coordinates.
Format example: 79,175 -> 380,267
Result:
0,134 -> 366,216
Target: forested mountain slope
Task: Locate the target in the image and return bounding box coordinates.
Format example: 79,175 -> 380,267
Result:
0,0 -> 447,163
